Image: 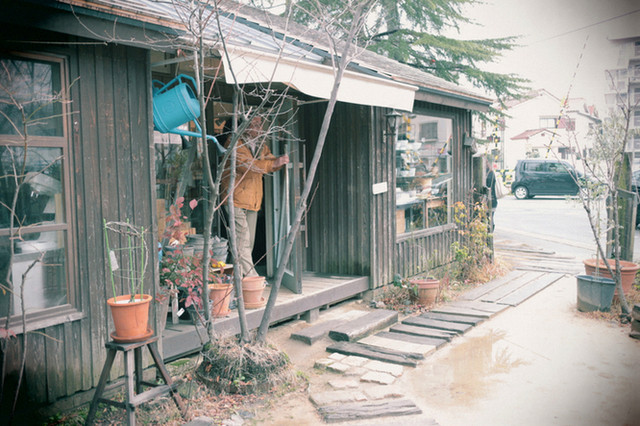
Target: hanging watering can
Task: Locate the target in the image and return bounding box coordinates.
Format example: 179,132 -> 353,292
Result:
152,75 -> 225,153
153,75 -> 200,133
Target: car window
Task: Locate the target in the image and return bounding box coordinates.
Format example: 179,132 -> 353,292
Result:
523,161 -> 543,171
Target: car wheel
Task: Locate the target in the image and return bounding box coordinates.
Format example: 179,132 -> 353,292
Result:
513,186 -> 528,199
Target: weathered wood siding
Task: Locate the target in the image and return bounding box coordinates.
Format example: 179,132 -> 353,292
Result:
300,101 -> 475,289
394,102 -> 475,278
1,33 -> 156,411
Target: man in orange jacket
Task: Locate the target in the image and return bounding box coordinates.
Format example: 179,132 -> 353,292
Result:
221,116 -> 289,277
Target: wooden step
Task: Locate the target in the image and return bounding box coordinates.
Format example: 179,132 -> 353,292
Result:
480,272 -> 545,303
389,323 -> 456,341
317,398 -> 423,423
458,270 -> 531,301
402,316 -> 472,334
290,319 -> 343,345
418,311 -> 485,326
328,309 -> 398,342
443,300 -> 509,314
326,341 -> 421,367
376,331 -> 448,349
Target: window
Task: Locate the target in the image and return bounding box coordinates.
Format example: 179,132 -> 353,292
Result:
395,113 -> 452,233
634,41 -> 640,57
539,117 -> 557,128
0,53 -> 72,320
634,110 -> 640,127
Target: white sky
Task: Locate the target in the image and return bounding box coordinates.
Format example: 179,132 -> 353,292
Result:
450,0 -> 640,112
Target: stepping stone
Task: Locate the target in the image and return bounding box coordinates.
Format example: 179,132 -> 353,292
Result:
389,323 -> 456,341
342,356 -> 369,367
327,342 -> 420,367
329,309 -> 398,342
310,390 -> 367,406
360,371 -> 396,385
376,331 -> 448,349
327,362 -> 350,374
314,359 -> 334,370
402,316 -> 472,334
359,335 -> 436,357
328,378 -> 360,389
496,273 -> 563,306
317,398 -> 422,423
363,360 -> 404,377
418,311 -> 485,326
363,385 -> 404,400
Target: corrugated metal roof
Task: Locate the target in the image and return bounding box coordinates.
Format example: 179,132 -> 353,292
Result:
57,0 -> 491,107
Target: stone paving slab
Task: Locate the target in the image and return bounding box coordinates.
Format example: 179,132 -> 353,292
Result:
360,371 -> 396,385
363,360 -> 404,377
328,378 -> 360,389
363,385 -> 404,400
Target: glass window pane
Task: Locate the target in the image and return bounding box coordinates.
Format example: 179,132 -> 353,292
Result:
0,147 -> 65,229
0,55 -> 63,137
0,230 -> 68,317
396,114 -> 452,232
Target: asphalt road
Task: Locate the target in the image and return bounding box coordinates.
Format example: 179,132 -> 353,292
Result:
493,194 -> 640,263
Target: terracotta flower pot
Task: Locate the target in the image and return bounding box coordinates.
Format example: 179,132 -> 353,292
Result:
583,258 -> 639,297
209,283 -> 233,318
107,294 -> 153,343
242,276 -> 266,309
410,278 -> 440,306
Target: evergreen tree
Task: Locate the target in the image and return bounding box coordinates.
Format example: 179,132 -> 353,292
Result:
257,0 -> 527,101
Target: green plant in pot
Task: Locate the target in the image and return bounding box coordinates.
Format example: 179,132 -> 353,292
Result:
104,219 -> 152,342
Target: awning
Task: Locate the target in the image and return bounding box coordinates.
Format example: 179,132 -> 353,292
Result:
220,46 -> 417,112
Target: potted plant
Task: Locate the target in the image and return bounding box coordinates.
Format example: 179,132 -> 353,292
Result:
104,220 -> 153,342
409,276 -> 440,306
242,276 -> 267,309
209,261 -> 234,317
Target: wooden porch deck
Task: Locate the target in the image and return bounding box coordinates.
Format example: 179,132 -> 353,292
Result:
161,272 -> 369,360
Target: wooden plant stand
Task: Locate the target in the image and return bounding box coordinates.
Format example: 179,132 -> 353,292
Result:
85,336 -> 186,426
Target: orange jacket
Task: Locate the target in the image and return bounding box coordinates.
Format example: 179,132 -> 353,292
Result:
220,139 -> 280,211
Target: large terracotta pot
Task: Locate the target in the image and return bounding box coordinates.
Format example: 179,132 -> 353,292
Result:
242,276 -> 266,309
410,278 -> 440,306
209,283 -> 233,317
583,258 -> 639,297
107,294 -> 153,343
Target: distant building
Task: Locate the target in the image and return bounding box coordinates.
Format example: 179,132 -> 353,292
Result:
476,89 -> 600,173
604,35 -> 640,167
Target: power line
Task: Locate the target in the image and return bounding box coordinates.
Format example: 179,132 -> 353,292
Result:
532,8 -> 640,43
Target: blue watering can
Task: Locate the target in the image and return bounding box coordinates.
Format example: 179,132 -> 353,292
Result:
152,75 -> 225,153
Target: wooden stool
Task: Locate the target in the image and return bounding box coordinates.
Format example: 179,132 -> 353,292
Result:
85,336 -> 186,425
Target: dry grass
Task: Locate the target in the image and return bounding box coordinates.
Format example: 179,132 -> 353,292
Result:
47,340 -> 306,425
577,283 -> 640,325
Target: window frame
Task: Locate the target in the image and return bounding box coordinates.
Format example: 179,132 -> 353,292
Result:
395,110 -> 456,237
0,51 -> 80,331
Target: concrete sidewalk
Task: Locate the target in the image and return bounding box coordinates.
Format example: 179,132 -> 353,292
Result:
260,274 -> 640,425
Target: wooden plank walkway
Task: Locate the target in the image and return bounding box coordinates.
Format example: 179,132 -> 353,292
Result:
312,267 -> 566,424
317,398 -> 423,423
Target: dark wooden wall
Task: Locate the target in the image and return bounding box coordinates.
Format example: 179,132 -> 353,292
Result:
301,102 -> 373,278
0,31 -> 156,414
300,100 -> 475,289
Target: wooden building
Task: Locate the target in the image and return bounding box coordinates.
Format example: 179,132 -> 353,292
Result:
0,0 -> 490,417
